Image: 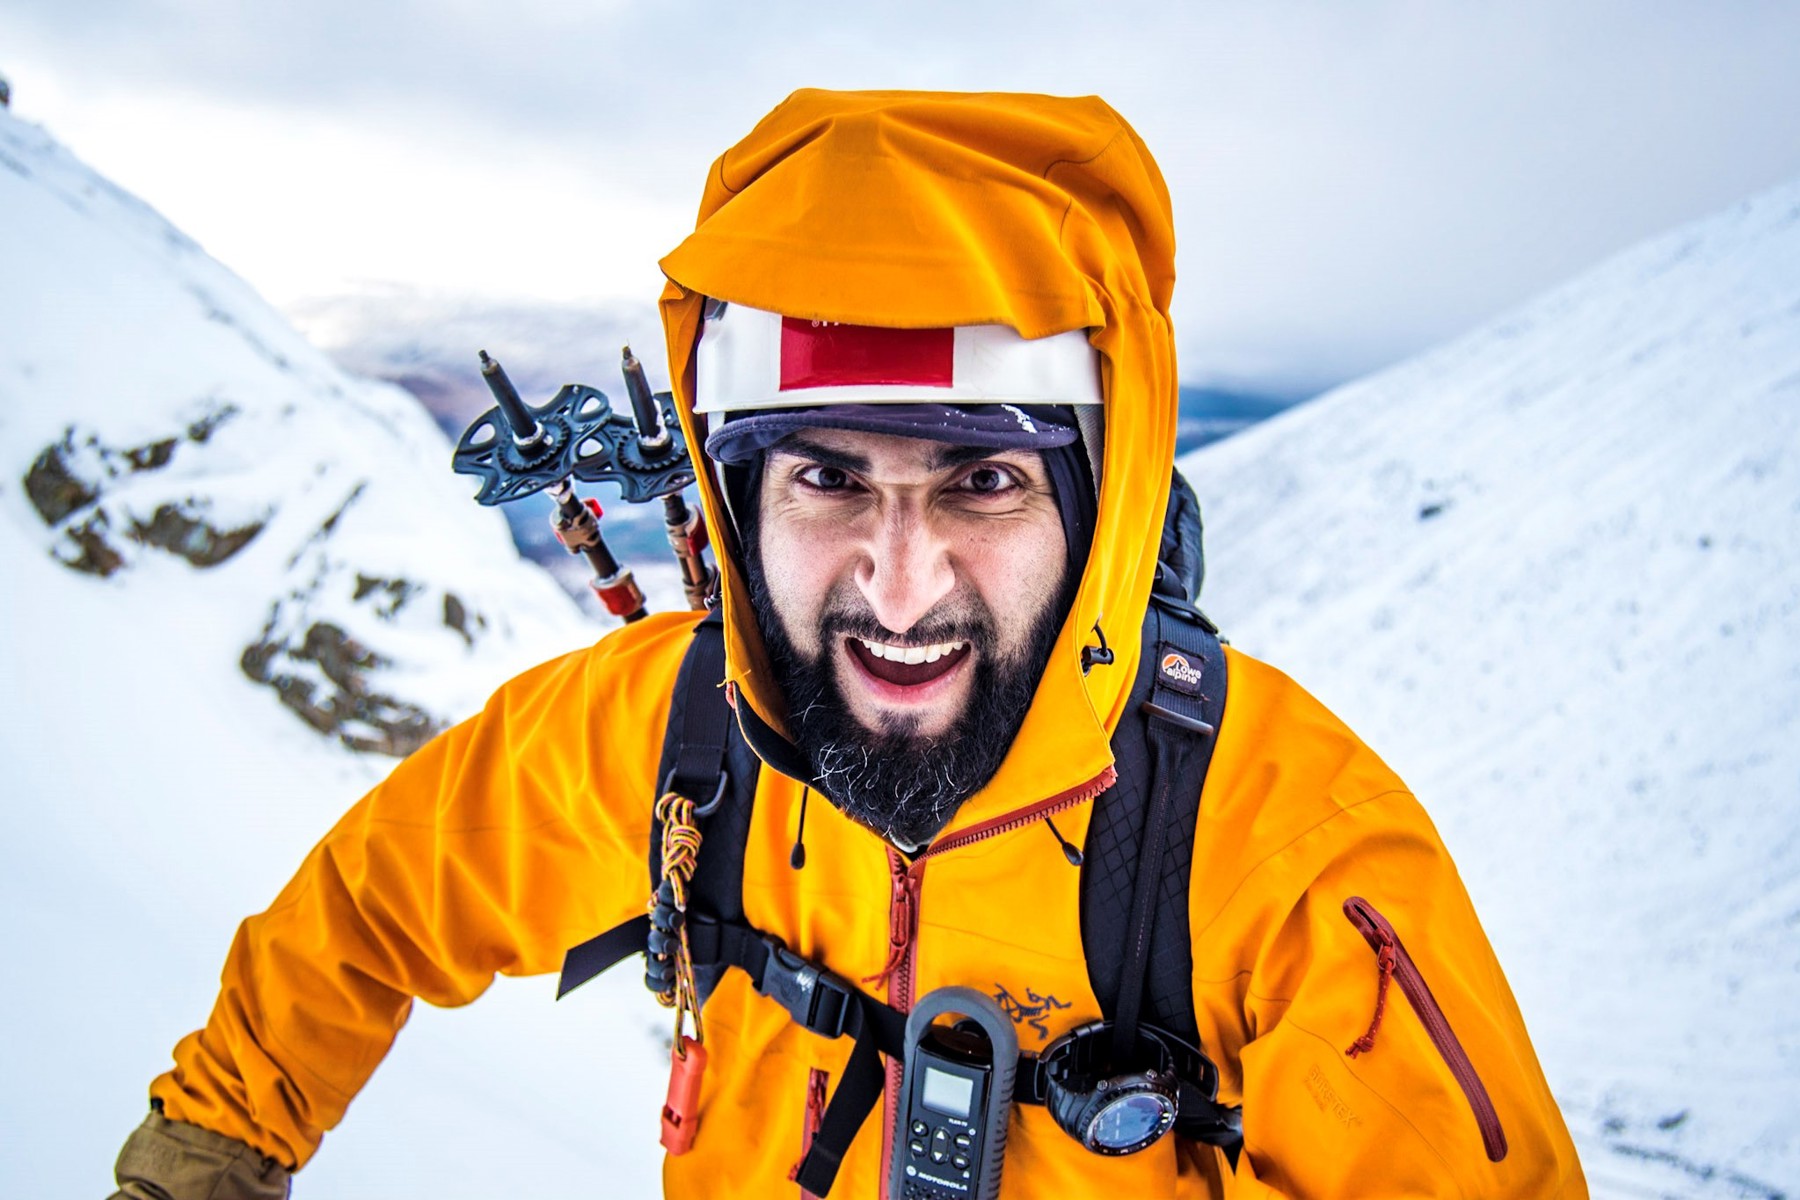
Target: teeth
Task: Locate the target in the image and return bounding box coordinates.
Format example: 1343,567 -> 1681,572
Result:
857,638 -> 966,663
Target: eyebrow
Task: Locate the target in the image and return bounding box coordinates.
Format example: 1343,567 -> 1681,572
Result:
776,436 -> 1027,475
773,437 -> 871,474
930,443 -> 1010,470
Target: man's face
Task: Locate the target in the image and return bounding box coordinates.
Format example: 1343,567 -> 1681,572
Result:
744,427 -> 1070,847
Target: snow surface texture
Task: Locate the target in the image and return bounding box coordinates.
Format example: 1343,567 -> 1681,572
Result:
0,109 -> 680,1196
1182,179 -> 1800,1198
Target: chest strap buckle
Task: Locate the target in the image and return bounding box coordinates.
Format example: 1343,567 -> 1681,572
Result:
756,937 -> 856,1040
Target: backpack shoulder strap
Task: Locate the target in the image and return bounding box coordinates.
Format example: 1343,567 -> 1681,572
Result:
558,610 -> 761,999
1080,591 -> 1228,1050
651,610 -> 761,930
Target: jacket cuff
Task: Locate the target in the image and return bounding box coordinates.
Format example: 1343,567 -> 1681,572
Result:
112,1109 -> 290,1200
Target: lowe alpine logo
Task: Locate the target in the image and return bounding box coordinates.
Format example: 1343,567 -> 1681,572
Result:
1155,641 -> 1205,697
1160,652 -> 1203,686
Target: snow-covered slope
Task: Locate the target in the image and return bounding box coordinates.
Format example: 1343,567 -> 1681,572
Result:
0,110 -> 672,1196
0,109 -> 609,751
1182,181 -> 1800,1197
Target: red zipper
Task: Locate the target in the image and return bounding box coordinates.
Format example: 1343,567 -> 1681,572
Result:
795,1067 -> 828,1199
864,848 -> 921,992
1342,896 -> 1509,1162
877,847 -> 913,1200
875,767 -> 1117,1198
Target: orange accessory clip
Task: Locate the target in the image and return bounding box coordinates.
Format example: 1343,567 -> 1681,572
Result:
660,1035 -> 708,1154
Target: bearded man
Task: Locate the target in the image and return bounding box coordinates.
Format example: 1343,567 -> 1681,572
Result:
111,90 -> 1587,1199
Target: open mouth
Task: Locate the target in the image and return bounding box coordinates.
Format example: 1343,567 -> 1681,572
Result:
845,636 -> 971,688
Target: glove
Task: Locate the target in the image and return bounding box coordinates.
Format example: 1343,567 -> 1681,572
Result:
110,1108 -> 290,1200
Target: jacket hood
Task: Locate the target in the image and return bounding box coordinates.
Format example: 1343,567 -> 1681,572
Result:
658,88 -> 1179,832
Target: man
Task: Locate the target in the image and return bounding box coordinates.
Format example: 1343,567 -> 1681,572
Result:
112,90 -> 1586,1198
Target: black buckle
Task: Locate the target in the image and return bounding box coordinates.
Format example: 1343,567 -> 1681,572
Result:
1015,1051 -> 1050,1105
756,938 -> 855,1039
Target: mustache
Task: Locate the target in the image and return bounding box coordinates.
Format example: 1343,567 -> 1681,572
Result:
815,589 -> 996,651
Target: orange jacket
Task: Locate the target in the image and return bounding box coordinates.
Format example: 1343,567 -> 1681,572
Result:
153,90 -> 1586,1198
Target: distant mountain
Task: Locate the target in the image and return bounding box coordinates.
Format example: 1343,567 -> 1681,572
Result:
1182,180 -> 1800,1196
1175,385 -> 1305,457
290,287 -> 691,585
286,285 -> 670,428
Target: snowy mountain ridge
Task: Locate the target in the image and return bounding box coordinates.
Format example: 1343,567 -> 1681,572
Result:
1183,178 -> 1800,1196
1,108 -> 595,752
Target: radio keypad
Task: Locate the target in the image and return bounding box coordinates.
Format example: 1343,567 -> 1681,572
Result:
907,1120 -> 976,1183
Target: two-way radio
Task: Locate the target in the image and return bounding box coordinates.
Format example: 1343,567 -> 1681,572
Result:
891,988 -> 1018,1200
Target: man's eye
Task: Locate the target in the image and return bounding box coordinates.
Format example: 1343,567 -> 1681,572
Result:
799,465 -> 853,491
961,465 -> 1015,494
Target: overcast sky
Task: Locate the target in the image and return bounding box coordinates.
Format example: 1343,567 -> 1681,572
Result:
6,1 -> 1800,393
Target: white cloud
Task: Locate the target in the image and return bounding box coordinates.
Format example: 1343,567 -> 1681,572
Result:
5,0 -> 1799,391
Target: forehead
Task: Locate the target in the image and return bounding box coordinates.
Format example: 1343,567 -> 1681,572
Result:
765,427 -> 1042,475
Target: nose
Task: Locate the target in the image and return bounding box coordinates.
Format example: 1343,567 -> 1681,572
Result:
854,500 -> 957,635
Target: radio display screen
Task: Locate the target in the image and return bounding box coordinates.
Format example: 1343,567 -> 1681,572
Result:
921,1067 -> 974,1118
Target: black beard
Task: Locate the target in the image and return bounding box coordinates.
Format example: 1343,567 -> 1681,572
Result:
743,549 -> 1065,851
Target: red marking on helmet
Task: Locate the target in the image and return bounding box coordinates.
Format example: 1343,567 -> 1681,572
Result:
779,318 -> 954,391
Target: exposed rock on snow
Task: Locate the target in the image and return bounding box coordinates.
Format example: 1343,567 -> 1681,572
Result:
0,107 -> 594,752
239,619 -> 440,756
25,411 -> 267,575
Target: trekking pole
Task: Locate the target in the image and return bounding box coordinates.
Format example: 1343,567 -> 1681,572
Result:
623,346 -> 715,610
546,480 -> 648,623
452,347 -> 710,622
476,351 -> 647,623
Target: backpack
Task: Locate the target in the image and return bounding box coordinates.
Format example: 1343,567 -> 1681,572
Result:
559,468 -> 1239,1193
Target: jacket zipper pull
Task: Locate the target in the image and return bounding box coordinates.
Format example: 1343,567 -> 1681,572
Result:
660,1034 -> 709,1154
1346,930 -> 1397,1058
862,853 -> 917,991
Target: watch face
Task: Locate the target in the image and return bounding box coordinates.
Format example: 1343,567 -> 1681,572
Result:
1087,1089 -> 1176,1153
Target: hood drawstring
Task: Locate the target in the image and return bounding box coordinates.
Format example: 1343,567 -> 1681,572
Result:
789,787 -> 811,870
1045,817 -> 1084,866
1081,622 -> 1114,674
